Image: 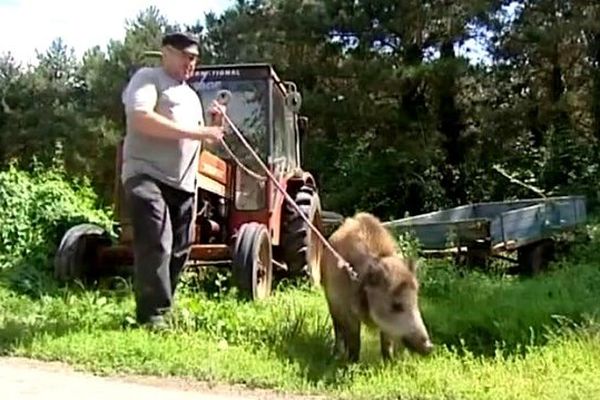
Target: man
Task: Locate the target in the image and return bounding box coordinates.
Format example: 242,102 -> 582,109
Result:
121,32 -> 224,329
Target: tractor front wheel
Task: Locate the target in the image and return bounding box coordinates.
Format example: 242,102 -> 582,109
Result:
280,185 -> 323,287
54,223 -> 112,284
232,222 -> 273,300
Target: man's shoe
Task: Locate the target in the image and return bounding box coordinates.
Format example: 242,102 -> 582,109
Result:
141,315 -> 170,332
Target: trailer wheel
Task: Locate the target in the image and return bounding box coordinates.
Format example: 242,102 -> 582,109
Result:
517,239 -> 555,276
280,185 -> 323,286
232,222 -> 273,300
465,248 -> 489,269
54,223 -> 111,283
464,241 -> 491,269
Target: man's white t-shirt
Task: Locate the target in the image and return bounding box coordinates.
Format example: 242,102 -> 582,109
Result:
121,67 -> 204,193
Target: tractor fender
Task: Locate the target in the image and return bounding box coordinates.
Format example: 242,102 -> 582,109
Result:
290,168 -> 317,190
270,171 -> 318,246
300,171 -> 317,190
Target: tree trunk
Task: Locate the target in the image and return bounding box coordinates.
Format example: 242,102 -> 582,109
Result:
591,32 -> 600,143
438,39 -> 467,205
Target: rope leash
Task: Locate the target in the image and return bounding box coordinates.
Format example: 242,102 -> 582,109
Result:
218,137 -> 267,182
214,104 -> 358,281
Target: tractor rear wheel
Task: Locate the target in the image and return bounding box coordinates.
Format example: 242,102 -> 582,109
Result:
54,223 -> 112,283
280,185 -> 323,287
232,222 -> 273,300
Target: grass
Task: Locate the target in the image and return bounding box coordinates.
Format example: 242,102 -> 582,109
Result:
2,235 -> 600,399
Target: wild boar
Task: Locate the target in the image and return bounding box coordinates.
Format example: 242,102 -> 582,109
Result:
320,212 -> 433,362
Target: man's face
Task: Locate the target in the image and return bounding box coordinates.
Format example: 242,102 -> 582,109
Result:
163,45 -> 198,81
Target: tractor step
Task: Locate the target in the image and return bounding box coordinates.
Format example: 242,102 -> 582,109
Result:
97,244 -> 231,268
189,244 -> 231,261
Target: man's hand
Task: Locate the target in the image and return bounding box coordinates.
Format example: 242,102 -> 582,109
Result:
208,100 -> 227,126
195,126 -> 224,144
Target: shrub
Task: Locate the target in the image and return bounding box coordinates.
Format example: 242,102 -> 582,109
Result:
0,163 -> 114,295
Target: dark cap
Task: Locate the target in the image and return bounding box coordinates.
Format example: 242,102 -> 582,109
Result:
162,32 -> 199,56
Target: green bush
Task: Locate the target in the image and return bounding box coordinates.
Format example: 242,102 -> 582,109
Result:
0,163 -> 114,295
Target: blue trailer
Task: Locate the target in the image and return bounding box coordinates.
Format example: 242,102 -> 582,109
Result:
382,196 -> 587,274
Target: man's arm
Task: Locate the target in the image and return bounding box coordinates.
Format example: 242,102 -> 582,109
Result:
123,68 -> 222,142
130,110 -> 222,141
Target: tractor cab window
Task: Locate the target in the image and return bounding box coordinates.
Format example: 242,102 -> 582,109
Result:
192,79 -> 268,161
191,77 -> 269,211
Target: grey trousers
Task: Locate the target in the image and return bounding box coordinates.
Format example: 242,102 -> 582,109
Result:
123,174 -> 195,323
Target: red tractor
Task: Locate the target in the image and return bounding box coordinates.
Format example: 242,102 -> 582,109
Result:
54,63 -> 326,300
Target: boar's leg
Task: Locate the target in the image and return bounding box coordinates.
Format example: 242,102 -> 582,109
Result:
332,316 -> 345,358
380,332 -> 395,361
331,315 -> 360,362
343,318 -> 361,362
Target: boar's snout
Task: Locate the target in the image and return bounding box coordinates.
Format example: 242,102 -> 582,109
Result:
403,334 -> 434,355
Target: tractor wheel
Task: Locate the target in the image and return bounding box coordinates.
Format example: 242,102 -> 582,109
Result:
54,223 -> 111,283
232,222 -> 273,300
280,184 -> 323,287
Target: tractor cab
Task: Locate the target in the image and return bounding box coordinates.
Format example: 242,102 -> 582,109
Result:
189,64 -> 307,230
184,64 -> 322,299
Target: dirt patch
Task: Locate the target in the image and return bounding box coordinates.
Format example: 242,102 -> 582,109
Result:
1,356 -> 329,400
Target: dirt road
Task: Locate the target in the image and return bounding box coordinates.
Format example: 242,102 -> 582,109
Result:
1,357 -> 326,400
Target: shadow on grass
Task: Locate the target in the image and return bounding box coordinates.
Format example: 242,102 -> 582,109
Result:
0,312 -> 128,356
0,268 -> 135,356
260,311 -> 364,386
0,319 -> 71,354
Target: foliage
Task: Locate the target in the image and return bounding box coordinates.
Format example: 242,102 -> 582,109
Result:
2,1 -> 600,218
0,160 -> 114,296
